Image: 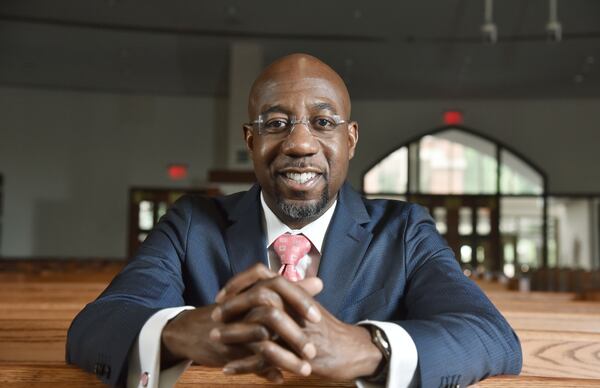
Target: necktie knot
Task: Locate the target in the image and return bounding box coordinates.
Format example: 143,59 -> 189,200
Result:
273,233 -> 312,281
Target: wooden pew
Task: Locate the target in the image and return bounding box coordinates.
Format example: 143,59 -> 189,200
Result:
1,364 -> 600,387
2,276 -> 600,385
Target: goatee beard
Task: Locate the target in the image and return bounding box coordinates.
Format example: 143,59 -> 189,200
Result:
276,184 -> 329,220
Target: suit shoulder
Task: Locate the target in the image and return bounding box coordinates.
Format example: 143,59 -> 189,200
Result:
362,196 -> 421,219
362,196 -> 433,234
170,190 -> 248,224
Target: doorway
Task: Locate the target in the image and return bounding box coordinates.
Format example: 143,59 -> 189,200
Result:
408,194 -> 501,272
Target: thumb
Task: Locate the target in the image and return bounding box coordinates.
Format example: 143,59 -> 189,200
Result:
296,277 -> 323,296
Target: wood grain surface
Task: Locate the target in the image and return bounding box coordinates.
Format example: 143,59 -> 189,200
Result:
2,277 -> 600,386
1,364 -> 600,387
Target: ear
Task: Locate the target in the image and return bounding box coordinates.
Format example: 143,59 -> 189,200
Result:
243,125 -> 255,158
347,121 -> 359,160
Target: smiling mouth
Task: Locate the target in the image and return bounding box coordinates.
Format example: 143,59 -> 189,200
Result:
284,171 -> 319,184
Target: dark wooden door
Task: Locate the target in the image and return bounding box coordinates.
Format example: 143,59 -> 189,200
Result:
128,187 -> 221,258
407,195 -> 501,273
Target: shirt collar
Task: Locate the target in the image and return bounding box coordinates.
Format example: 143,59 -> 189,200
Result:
260,191 -> 337,254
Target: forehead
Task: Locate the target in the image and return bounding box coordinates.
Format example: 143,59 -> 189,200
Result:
251,76 -> 348,116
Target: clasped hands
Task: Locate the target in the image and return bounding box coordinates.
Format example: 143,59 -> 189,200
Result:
161,263 -> 382,383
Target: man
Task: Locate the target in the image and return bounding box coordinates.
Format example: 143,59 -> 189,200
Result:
67,53 -> 522,388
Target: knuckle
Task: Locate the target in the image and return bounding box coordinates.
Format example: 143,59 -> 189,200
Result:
272,276 -> 286,287
265,306 -> 282,322
260,342 -> 277,357
253,262 -> 268,273
296,332 -> 308,345
254,325 -> 269,340
301,299 -> 312,313
257,264 -> 272,277
253,288 -> 273,305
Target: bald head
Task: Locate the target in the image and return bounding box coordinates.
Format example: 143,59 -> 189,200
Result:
248,53 -> 351,120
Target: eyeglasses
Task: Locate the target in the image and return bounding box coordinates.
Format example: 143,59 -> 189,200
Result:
247,114 -> 348,138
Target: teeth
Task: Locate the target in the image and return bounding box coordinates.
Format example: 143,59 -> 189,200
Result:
285,172 -> 317,184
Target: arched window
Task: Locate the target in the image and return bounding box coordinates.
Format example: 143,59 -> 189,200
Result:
363,126 -> 547,278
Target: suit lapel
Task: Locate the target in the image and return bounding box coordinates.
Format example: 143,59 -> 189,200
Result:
224,185 -> 269,276
316,183 -> 372,316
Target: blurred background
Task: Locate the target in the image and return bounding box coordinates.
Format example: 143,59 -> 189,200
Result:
1,0 -> 599,289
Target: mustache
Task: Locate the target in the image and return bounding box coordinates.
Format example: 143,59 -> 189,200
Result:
277,158 -> 325,171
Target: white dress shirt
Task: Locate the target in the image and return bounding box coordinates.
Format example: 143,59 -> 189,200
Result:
127,193 -> 418,388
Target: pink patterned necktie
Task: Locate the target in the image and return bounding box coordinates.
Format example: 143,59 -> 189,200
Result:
273,233 -> 312,282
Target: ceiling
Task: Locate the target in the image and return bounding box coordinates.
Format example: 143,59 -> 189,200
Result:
1,0 -> 599,99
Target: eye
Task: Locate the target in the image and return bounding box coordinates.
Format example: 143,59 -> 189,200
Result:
312,117 -> 336,130
264,119 -> 289,132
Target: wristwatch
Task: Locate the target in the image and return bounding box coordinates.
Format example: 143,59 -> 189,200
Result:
367,325 -> 391,382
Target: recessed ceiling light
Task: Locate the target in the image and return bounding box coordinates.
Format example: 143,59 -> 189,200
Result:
353,10 -> 363,19
574,74 -> 584,84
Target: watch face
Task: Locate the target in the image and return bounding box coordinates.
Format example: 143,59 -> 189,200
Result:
371,326 -> 391,359
375,329 -> 389,349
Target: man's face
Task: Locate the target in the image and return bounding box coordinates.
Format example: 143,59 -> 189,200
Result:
244,70 -> 358,228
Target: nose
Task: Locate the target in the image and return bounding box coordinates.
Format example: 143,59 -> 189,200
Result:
280,121 -> 319,157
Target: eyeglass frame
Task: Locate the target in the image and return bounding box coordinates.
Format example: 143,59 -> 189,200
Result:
245,114 -> 351,138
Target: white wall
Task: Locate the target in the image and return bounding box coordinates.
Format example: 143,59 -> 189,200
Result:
1,87 -> 600,258
0,87 -> 224,258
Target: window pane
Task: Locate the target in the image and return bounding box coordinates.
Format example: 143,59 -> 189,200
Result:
500,197 -> 544,270
418,129 -> 497,194
433,207 -> 447,234
548,197 -> 598,270
157,202 -> 168,220
459,207 -> 473,235
503,263 -> 515,278
477,207 -> 491,235
500,216 -> 517,234
460,245 -> 472,263
500,149 -> 543,195
460,245 -> 473,263
138,200 -> 154,230
476,245 -> 486,263
363,147 -> 408,194
504,243 -> 515,263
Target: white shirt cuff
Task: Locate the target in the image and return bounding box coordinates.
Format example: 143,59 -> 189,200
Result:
127,306 -> 195,388
356,320 -> 419,388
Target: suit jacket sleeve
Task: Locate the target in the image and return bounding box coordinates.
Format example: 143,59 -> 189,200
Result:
66,196 -> 194,386
394,204 -> 522,387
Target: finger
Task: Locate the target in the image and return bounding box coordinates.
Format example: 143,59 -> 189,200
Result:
222,354 -> 266,375
296,277 -> 323,297
247,341 -> 312,377
245,306 -> 317,360
256,367 -> 284,384
209,323 -> 270,344
217,277 -> 322,323
223,356 -> 284,383
216,263 -> 276,303
213,287 -> 284,322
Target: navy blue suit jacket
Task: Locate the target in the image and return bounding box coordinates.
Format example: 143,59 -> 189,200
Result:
66,183 -> 522,387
